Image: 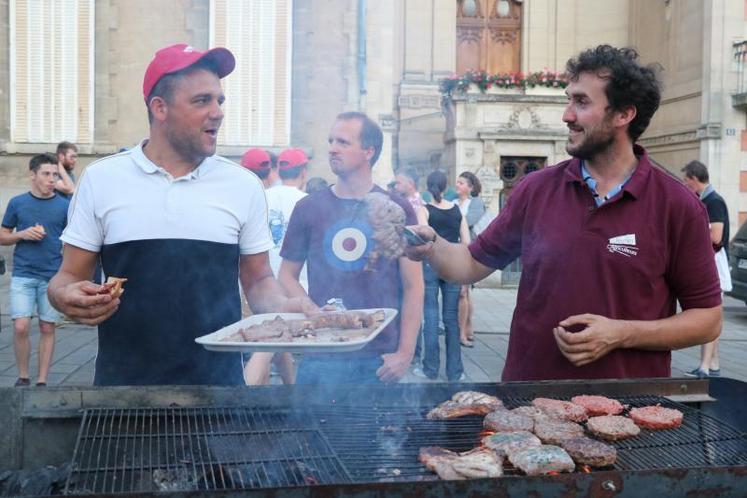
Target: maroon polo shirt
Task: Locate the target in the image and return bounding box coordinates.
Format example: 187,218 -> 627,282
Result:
470,146 -> 721,381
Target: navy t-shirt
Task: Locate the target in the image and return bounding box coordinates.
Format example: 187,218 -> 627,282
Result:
281,185 -> 417,356
1,192 -> 69,280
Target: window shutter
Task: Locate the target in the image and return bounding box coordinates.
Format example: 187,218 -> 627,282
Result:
10,0 -> 94,144
210,0 -> 292,147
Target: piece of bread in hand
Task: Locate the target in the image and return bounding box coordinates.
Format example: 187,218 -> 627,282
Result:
99,276 -> 127,298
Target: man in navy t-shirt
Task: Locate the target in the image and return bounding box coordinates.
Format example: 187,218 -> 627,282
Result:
0,153 -> 69,386
279,112 -> 424,384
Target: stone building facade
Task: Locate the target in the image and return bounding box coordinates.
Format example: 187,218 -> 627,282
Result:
0,0 -> 745,285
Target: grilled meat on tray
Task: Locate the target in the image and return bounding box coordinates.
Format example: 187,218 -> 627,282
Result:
508,445 -> 575,476
586,415 -> 641,441
426,391 -> 503,420
224,309 -> 386,343
418,446 -> 503,480
560,436 -> 617,467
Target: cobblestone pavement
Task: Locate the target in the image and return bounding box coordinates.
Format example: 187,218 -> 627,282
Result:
1,272 -> 745,386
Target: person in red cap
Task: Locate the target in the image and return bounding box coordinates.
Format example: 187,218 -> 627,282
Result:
48,43 -> 317,386
240,148 -> 279,189
244,148 -> 309,385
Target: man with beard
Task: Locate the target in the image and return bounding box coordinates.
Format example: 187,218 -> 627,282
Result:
47,44 -> 316,385
54,141 -> 78,199
404,45 -> 722,381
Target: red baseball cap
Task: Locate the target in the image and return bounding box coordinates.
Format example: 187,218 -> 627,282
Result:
143,43 -> 236,102
240,148 -> 272,172
277,148 -> 309,170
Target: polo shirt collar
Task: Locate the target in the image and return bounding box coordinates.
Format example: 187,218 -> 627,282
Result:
131,140 -> 210,180
564,144 -> 652,200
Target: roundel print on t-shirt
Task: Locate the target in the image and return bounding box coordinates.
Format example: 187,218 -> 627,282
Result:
323,219 -> 373,272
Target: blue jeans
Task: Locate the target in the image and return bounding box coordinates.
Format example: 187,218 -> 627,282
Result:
422,263 -> 463,381
296,356 -> 383,385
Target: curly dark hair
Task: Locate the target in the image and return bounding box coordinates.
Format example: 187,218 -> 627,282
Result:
566,45 -> 662,142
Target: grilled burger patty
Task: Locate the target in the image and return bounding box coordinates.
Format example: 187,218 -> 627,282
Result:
586,415 -> 641,440
629,405 -> 684,430
560,436 -> 617,467
481,431 -> 541,459
483,410 -> 534,433
532,398 -> 588,422
571,395 -> 624,416
508,445 -> 575,476
511,406 -> 552,421
533,419 -> 585,445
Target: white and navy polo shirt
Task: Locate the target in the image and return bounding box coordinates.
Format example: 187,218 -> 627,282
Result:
62,142 -> 273,386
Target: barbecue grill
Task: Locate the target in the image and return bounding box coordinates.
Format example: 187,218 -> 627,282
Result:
1,378 -> 746,497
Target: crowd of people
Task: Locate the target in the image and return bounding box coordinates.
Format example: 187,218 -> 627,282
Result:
0,42 -> 726,387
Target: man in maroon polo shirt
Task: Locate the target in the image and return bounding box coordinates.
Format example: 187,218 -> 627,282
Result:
405,45 -> 722,381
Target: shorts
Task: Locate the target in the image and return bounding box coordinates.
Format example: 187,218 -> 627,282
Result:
10,276 -> 61,323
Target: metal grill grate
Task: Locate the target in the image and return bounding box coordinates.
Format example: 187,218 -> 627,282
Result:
314,395 -> 747,481
64,395 -> 747,493
63,407 -> 351,494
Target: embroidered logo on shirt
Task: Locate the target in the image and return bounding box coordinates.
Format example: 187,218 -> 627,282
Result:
607,233 -> 638,257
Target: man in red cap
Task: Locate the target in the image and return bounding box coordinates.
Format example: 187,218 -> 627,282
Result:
48,43 -> 316,386
244,148 -> 309,385
240,148 -> 279,189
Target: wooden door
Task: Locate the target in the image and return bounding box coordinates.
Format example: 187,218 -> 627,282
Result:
457,0 -> 522,75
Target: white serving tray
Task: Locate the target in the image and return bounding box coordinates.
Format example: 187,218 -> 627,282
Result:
195,308 -> 398,353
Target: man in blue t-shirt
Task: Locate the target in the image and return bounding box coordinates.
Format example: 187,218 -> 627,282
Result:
0,153 -> 69,387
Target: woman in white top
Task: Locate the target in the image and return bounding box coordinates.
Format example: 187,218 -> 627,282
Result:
455,172 -> 485,348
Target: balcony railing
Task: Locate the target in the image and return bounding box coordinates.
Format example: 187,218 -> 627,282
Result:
733,40 -> 747,109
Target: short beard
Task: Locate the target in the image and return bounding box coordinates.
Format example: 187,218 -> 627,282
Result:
566,113 -> 616,161
566,132 -> 615,160
166,129 -> 211,166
